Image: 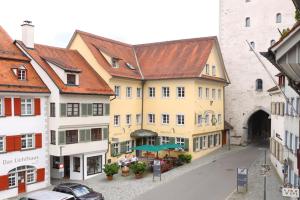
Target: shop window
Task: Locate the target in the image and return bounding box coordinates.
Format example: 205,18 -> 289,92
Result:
93,103 -> 103,116
66,130 -> 78,144
21,134 -> 34,149
27,169 -> 35,183
50,130 -> 56,145
67,74 -> 76,85
91,128 -> 102,141
176,87 -> 185,98
21,98 -> 33,115
73,157 -> 80,172
87,156 -> 102,175
8,173 -> 16,188
67,103 -> 79,117
52,156 -> 60,169
162,87 -> 170,98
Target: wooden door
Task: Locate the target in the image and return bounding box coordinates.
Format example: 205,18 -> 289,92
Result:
222,130 -> 227,146
18,171 -> 26,194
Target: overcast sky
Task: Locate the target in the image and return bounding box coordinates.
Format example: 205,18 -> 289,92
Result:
0,0 -> 219,47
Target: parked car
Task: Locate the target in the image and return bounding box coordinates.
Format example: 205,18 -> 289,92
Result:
19,190 -> 75,200
53,183 -> 104,200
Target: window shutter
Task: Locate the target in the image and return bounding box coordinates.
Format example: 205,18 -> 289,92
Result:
184,138 -> 189,151
155,137 -> 161,145
0,175 -> 9,191
86,130 -> 91,141
35,133 -> 42,148
120,142 -> 127,153
81,104 -> 88,116
104,104 -> 110,116
36,168 -> 45,182
169,137 -> 175,144
111,144 -> 115,157
87,104 -> 93,116
6,136 -> 15,152
58,131 -> 66,144
14,98 -> 21,116
193,138 -> 197,152
34,98 -> 41,115
79,130 -> 86,142
60,104 -> 66,117
14,135 -> 21,151
4,98 -> 12,116
102,128 -> 109,140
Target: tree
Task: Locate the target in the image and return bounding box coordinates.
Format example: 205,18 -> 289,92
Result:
295,9 -> 300,21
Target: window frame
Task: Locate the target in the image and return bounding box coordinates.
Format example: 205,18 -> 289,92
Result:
50,130 -> 56,145
21,133 -> 34,150
66,74 -> 76,85
161,113 -> 170,125
197,114 -> 202,126
177,87 -> 185,98
0,136 -> 5,152
126,87 -> 132,98
114,115 -> 120,126
137,88 -> 142,98
276,13 -> 282,23
65,130 -> 79,144
73,157 -> 81,172
136,114 -> 141,125
50,102 -> 55,117
21,98 -> 33,116
149,87 -> 156,98
212,65 -> 216,76
67,103 -> 80,117
176,114 -> 185,125
198,87 -> 203,98
93,103 -> 103,116
162,87 -> 170,98
205,64 -> 209,75
115,86 -> 121,97
245,17 -> 250,27
18,68 -> 27,81
148,113 -> 155,124
126,114 -> 132,125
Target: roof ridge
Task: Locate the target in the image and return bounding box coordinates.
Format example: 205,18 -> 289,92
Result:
34,43 -> 78,52
133,36 -> 217,48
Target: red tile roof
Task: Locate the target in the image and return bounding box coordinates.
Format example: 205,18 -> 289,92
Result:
17,41 -> 114,95
0,26 -> 49,93
72,31 -> 223,81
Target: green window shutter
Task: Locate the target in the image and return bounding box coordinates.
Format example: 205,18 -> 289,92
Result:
193,137 -> 197,152
169,137 -> 175,144
86,129 -> 91,141
111,144 -> 115,157
120,142 -> 127,153
131,140 -> 135,151
81,104 -> 87,116
104,104 -> 110,116
102,128 -> 109,140
79,130 -> 86,142
87,104 -> 93,116
155,137 -> 161,145
184,138 -> 189,151
60,104 -> 66,117
58,131 -> 66,144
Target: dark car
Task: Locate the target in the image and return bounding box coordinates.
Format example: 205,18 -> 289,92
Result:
53,183 -> 104,200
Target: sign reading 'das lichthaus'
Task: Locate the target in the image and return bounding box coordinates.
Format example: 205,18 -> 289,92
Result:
282,187 -> 299,198
1,156 -> 39,165
237,168 -> 248,193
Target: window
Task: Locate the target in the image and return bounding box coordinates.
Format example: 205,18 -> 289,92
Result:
270,39 -> 276,46
50,130 -> 56,145
0,136 -> 4,152
149,87 -> 155,97
21,98 -> 33,115
205,114 -> 209,126
67,103 -> 80,117
66,130 -> 78,144
177,87 -> 185,98
136,114 -> 141,125
176,137 -> 185,148
137,88 -> 142,98
291,98 -> 295,116
0,98 -> 2,116
218,114 -> 222,124
111,58 -> 119,68
276,13 -> 282,23
67,74 -> 76,85
91,128 -> 102,141
205,64 -> 209,75
176,114 -> 185,125
250,41 -> 255,50
161,136 -> 170,144
162,114 -> 170,124
206,88 -> 209,99
197,114 -> 202,126
126,114 -> 131,125
114,115 -> 120,126
73,157 -> 80,172
79,129 -> 91,142
50,102 -> 55,117
218,89 -> 222,100
26,169 -> 35,184
115,86 -> 120,97
198,87 -> 203,98
162,87 -> 170,98
18,68 -> 26,80
126,141 -> 131,152
113,143 -> 119,155
256,79 -> 263,91
21,134 -> 34,149
245,17 -> 250,27
81,104 -> 92,116
212,66 -> 216,76
212,89 -> 216,100
93,103 -> 103,116
126,87 -> 132,98
8,173 -> 16,188
148,114 -> 155,124
148,137 -> 156,145
58,131 -> 66,144
87,156 -> 102,175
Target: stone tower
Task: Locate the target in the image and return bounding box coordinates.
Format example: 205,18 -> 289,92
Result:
219,0 -> 295,144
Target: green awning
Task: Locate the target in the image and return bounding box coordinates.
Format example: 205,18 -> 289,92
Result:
130,129 -> 158,138
131,143 -> 184,152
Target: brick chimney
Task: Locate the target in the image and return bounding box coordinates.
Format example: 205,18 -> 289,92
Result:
21,20 -> 34,49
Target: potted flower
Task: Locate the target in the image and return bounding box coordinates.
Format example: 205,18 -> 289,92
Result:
130,161 -> 147,179
104,163 -> 119,180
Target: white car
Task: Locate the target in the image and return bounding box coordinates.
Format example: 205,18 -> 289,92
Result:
19,190 -> 75,200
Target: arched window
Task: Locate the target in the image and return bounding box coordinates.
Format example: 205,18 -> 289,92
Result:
276,13 -> 282,23
8,166 -> 36,188
256,79 -> 263,91
245,17 -> 251,27
270,39 -> 276,46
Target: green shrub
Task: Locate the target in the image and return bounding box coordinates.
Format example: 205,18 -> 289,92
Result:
104,163 -> 119,176
130,161 -> 147,174
178,154 -> 192,163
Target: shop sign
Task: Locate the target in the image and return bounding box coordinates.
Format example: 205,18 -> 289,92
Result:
1,156 -> 39,166
282,187 -> 299,198
237,168 -> 248,192
153,160 -> 161,181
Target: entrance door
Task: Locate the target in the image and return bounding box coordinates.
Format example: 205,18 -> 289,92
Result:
222,130 -> 227,146
18,171 -> 26,194
64,156 -> 70,178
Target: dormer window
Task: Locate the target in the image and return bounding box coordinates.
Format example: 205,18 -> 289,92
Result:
17,66 -> 27,80
67,74 -> 76,85
111,58 -> 119,68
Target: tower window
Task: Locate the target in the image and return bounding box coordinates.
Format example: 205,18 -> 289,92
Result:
245,17 -> 251,27
276,13 -> 282,23
256,79 -> 263,91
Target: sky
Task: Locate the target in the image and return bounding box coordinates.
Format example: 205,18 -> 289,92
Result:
0,0 -> 219,47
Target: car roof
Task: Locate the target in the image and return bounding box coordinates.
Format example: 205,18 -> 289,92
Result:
57,182 -> 82,188
23,190 -> 74,200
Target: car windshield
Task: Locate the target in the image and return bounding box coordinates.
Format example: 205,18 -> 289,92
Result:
72,185 -> 91,197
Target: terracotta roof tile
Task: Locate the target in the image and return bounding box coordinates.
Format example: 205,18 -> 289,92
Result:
17,41 -> 114,95
0,26 -> 49,93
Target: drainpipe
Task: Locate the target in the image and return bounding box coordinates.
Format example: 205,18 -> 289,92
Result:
141,80 -> 145,129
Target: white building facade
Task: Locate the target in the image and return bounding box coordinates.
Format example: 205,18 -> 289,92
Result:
219,0 -> 295,144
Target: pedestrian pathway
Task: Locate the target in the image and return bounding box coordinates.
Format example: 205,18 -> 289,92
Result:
227,148 -> 285,200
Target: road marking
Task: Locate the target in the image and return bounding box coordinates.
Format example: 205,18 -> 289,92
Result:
224,189 -> 236,200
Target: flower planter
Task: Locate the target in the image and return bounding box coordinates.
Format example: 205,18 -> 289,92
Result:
122,166 -> 130,177
106,175 -> 113,181
135,173 -> 143,179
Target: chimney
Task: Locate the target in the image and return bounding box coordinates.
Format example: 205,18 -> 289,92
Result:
21,20 -> 34,49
